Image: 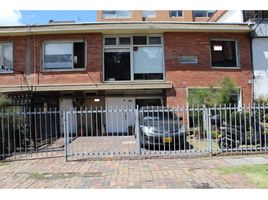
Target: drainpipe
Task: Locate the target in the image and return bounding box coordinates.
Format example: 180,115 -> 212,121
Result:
248,21 -> 255,104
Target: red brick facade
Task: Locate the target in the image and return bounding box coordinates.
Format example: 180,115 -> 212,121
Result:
33,33 -> 102,85
0,36 -> 26,86
164,32 -> 252,106
96,10 -> 211,22
0,31 -> 252,106
0,33 -> 103,87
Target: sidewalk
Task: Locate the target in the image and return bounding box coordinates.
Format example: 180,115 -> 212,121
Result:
1,155 -> 268,189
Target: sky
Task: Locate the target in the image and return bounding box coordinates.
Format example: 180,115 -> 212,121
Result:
0,10 -> 96,25
0,0 -> 266,26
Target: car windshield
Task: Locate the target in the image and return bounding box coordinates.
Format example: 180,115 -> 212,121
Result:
142,111 -> 177,121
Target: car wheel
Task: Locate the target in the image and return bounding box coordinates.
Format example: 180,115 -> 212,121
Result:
218,137 -> 236,149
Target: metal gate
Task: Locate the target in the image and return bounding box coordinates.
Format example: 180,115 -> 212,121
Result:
64,106 -> 214,160
64,107 -> 138,160
1,104 -> 268,161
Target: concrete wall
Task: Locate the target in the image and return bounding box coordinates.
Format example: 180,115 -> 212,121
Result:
253,20 -> 268,37
252,38 -> 268,98
217,10 -> 243,23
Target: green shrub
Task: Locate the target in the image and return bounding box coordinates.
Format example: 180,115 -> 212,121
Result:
188,76 -> 238,107
0,94 -> 11,109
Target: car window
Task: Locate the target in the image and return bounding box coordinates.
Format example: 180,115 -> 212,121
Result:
143,111 -> 177,121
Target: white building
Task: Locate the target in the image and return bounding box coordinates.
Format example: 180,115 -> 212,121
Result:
217,10 -> 268,99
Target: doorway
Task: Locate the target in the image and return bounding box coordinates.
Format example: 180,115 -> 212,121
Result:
106,97 -> 135,135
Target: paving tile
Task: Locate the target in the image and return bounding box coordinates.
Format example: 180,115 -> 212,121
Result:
223,158 -> 253,166
1,155 -> 267,189
244,157 -> 268,165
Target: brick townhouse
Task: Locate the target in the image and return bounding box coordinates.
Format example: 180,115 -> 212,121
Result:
0,10 -> 253,133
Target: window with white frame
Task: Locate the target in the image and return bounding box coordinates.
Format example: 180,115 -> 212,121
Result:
143,11 -> 156,18
103,11 -> 131,19
43,41 -> 85,70
0,42 -> 13,72
169,10 -> 183,17
104,35 -> 164,81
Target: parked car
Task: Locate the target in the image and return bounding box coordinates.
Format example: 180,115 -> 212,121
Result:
138,107 -> 186,149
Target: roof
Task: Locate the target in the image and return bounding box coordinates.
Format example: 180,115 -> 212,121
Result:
0,21 -> 252,36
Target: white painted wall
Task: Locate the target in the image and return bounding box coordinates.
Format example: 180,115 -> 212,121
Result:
252,38 -> 268,98
217,10 -> 243,23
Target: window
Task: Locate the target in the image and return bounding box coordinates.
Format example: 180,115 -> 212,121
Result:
0,42 -> 13,72
143,11 -> 155,18
104,35 -> 164,81
104,50 -> 131,81
105,38 -> 116,45
133,36 -> 147,45
43,41 -> 85,70
179,56 -> 198,64
193,10 -> 214,17
149,37 -> 161,45
103,11 -> 131,19
188,88 -> 241,106
169,10 -> 183,17
134,47 -> 163,80
119,37 -> 131,45
211,40 -> 238,68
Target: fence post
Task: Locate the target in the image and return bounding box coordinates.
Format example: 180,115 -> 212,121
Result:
63,111 -> 68,162
207,107 -> 212,156
135,106 -> 141,156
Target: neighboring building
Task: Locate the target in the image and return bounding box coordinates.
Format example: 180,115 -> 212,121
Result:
96,10 -> 217,22
212,10 -> 243,23
215,10 -> 268,99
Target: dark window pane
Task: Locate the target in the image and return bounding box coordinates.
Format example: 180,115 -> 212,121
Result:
103,11 -> 116,19
73,42 -> 85,69
119,37 -> 131,45
105,38 -> 116,45
149,37 -> 161,44
207,10 -> 214,17
133,36 -> 147,45
104,52 -> 131,81
211,41 -> 237,67
134,73 -> 163,80
193,10 -> 211,17
170,10 -> 182,17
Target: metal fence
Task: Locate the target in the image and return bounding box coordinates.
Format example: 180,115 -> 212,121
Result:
1,104 -> 268,161
0,107 -> 63,160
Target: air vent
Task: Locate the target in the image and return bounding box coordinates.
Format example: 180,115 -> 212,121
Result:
179,56 -> 198,64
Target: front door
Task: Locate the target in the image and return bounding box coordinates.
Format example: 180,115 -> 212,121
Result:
59,99 -> 76,135
106,97 -> 135,135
